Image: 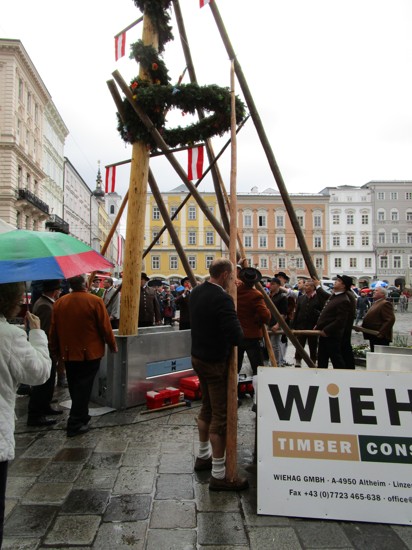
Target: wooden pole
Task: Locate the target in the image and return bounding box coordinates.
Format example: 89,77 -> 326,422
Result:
209,1 -> 319,280
226,60 -> 238,483
118,12 -> 158,336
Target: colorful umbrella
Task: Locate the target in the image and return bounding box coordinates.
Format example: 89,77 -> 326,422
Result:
370,280 -> 388,289
0,230 -> 113,284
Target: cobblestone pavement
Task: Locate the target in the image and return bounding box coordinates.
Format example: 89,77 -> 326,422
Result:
4,311 -> 412,549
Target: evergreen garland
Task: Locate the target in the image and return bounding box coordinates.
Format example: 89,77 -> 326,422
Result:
132,0 -> 173,52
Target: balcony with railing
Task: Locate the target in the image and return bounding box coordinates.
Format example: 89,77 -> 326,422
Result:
17,188 -> 49,215
45,214 -> 70,234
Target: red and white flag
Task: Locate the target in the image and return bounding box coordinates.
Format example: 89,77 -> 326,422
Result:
188,146 -> 204,180
117,234 -> 123,266
115,32 -> 126,61
105,166 -> 116,193
200,0 -> 211,7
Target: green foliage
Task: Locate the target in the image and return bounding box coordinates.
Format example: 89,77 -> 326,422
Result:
352,344 -> 370,358
132,0 -> 173,52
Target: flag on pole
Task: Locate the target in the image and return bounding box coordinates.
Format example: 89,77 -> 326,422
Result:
188,146 -> 204,180
200,0 -> 211,7
115,32 -> 126,61
117,234 -> 123,266
105,166 -> 116,193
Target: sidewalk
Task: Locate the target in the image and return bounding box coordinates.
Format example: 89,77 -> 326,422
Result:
4,311 -> 412,549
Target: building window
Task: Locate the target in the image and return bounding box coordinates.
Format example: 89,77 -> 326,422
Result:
110,205 -> 115,214
393,256 -> 401,269
364,258 -> 372,268
297,215 -> 304,227
152,231 -> 160,245
332,214 -> 340,225
380,256 -> 388,269
407,211 -> 412,222
361,214 -> 369,225
260,257 -> 268,269
377,210 -> 385,222
153,206 -> 160,220
406,192 -> 412,200
378,232 -> 385,244
391,231 -> 399,244
347,236 -> 354,246
188,232 -> 196,245
391,209 -> 399,222
18,166 -> 23,188
349,257 -> 357,268
18,78 -> 23,101
188,255 -> 196,269
276,236 -> 284,248
361,235 -> 369,246
296,257 -> 304,269
278,258 -> 286,269
276,214 -> 284,228
205,255 -> 214,268
170,206 -> 178,220
244,213 -> 252,227
314,236 -> 322,248
206,232 -> 214,245
315,258 -> 323,269
377,192 -> 385,200
334,258 -> 342,268
347,214 -> 354,225
332,236 -> 340,246
314,215 -> 322,228
244,235 -> 252,248
151,255 -> 160,270
259,235 -> 267,248
188,205 -> 196,220
390,192 -> 398,200
27,91 -> 32,114
170,256 -> 178,269
409,256 -> 412,269
407,233 -> 412,244
258,214 -> 267,227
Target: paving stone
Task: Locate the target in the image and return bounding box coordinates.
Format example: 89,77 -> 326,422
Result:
150,500 -> 196,528
113,466 -> 156,495
86,451 -> 123,469
197,512 -> 248,546
2,538 -> 40,549
241,487 -> 291,526
8,457 -> 50,476
158,452 -> 193,474
61,489 -> 110,514
53,447 -> 92,462
341,522 -> 408,550
146,528 -> 197,550
5,476 -> 36,498
199,547 -> 250,550
392,526 -> 412,548
95,438 -> 129,453
104,494 -> 151,522
294,520 -> 352,547
195,481 -> 242,512
44,514 -> 101,546
93,520 -> 147,549
4,504 -> 58,537
22,482 -> 72,505
75,468 -> 118,489
4,498 -> 18,520
37,462 -> 83,483
122,448 -> 160,467
21,439 -> 63,458
14,434 -> 38,449
155,473 -> 194,500
248,526 -> 303,549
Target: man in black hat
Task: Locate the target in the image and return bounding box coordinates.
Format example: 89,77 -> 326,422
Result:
175,276 -> 192,330
314,275 -> 353,369
138,273 -> 161,327
27,279 -> 63,427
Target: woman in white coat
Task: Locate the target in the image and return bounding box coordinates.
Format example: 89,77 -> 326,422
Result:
0,282 -> 51,547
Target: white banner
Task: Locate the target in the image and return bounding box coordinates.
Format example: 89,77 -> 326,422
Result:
257,368 -> 412,525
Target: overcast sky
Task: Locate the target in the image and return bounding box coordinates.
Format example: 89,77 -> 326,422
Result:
2,0 -> 412,206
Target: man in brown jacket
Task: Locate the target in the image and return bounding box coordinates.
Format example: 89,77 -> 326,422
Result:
361,286 -> 395,351
50,275 -> 117,437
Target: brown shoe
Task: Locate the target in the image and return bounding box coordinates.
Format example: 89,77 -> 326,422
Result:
194,456 -> 212,471
209,475 -> 249,491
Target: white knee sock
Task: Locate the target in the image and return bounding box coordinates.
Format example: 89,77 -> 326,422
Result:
198,441 -> 211,459
212,456 -> 225,479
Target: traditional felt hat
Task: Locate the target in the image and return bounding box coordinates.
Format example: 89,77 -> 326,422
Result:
336,274 -> 353,290
270,277 -> 282,285
274,271 -> 290,282
42,279 -> 62,292
238,267 -> 262,285
141,272 -> 150,281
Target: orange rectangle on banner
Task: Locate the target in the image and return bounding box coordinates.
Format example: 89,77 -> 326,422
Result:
273,431 -> 360,461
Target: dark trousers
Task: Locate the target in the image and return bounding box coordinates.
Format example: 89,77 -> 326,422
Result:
0,461 -> 8,549
65,359 -> 100,432
27,359 -> 57,419
294,334 -> 318,362
238,338 -> 264,376
317,336 -> 347,369
341,330 -> 355,369
368,336 -> 390,352
110,319 -> 119,330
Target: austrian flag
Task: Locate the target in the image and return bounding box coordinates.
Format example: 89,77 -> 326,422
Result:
105,166 -> 116,193
200,0 -> 211,7
188,146 -> 204,180
115,32 -> 126,61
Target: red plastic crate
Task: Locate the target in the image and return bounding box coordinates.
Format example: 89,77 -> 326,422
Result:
179,376 -> 202,400
146,387 -> 181,410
